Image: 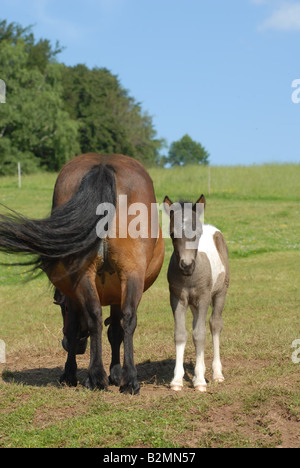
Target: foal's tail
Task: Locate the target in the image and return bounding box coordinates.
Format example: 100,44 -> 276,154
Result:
0,164 -> 116,275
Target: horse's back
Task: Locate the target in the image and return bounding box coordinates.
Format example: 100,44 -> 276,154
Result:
53,153 -> 154,206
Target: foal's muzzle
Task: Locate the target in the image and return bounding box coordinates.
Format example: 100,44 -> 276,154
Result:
179,259 -> 195,276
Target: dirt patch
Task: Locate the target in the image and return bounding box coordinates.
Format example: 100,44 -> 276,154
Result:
202,402 -> 299,448
1,351 -> 299,448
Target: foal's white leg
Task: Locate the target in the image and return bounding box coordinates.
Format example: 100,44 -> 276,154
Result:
191,300 -> 210,392
211,333 -> 224,382
210,293 -> 226,383
170,294 -> 188,391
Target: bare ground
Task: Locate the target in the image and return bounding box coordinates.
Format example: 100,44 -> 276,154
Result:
1,348 -> 299,448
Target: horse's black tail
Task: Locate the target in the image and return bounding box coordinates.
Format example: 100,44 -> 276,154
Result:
0,164 -> 116,275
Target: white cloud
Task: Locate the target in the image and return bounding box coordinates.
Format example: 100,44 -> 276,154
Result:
259,2 -> 300,31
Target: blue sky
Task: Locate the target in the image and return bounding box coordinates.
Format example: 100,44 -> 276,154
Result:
1,0 -> 300,165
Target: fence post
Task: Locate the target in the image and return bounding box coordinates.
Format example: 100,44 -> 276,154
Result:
0,340 -> 6,364
18,162 -> 21,189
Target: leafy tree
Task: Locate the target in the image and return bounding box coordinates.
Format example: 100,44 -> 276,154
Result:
166,134 -> 210,167
0,25 -> 79,175
61,64 -> 164,166
0,19 -> 31,44
0,20 -> 62,72
0,19 -> 165,174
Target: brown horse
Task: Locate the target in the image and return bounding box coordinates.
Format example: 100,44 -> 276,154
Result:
0,153 -> 165,394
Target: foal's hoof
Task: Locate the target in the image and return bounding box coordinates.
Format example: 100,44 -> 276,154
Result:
170,385 -> 183,392
194,385 -> 207,393
214,377 -> 225,383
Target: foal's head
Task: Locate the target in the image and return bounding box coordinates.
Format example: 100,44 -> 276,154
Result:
164,195 -> 206,276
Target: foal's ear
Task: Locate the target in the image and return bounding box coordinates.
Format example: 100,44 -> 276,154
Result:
193,194 -> 206,213
163,196 -> 173,216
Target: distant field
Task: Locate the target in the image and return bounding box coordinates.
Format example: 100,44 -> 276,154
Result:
0,163 -> 299,448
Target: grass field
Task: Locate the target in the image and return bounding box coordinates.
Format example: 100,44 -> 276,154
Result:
0,163 -> 299,448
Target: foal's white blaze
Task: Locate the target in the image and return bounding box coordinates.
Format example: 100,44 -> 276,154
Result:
198,225 -> 225,290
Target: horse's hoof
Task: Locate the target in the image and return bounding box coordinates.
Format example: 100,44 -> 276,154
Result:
84,376 -> 108,391
84,370 -> 109,391
170,385 -> 183,392
214,377 -> 225,383
109,364 -> 122,387
60,373 -> 78,388
119,381 -> 140,395
194,385 -> 207,393
109,375 -> 121,386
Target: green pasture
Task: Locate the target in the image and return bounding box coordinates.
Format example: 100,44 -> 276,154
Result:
0,164 -> 299,448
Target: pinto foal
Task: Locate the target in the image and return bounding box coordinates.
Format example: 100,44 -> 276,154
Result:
164,195 -> 230,392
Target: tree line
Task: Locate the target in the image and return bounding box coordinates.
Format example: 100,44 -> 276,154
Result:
0,20 -> 209,175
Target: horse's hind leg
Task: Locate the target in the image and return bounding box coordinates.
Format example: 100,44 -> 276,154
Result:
107,305 -> 124,386
60,300 -> 78,387
210,291 -> 226,383
119,275 -> 144,395
75,275 -> 108,390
